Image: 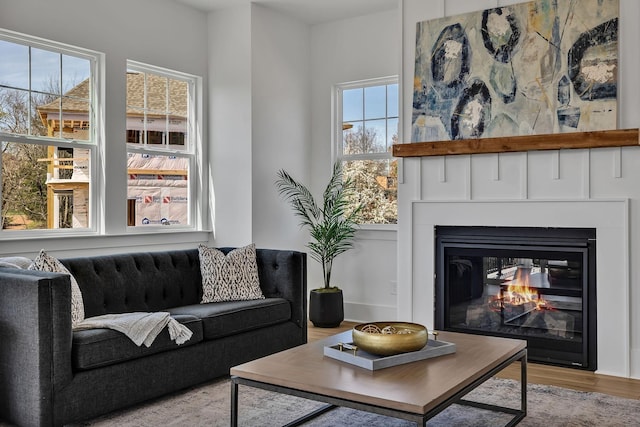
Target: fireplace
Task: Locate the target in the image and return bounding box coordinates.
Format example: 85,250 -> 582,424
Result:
435,226 -> 596,370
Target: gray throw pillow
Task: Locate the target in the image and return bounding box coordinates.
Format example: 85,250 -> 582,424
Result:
0,256 -> 33,269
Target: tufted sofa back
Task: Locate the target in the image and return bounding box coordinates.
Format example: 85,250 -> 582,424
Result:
59,247 -> 307,327
61,249 -> 202,317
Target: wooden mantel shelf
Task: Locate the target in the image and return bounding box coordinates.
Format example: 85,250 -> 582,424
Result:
392,128 -> 640,157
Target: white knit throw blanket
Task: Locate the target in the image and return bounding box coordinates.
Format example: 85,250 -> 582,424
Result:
74,312 -> 193,347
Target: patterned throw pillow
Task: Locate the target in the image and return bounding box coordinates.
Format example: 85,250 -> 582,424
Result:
198,244 -> 265,303
28,249 -> 85,328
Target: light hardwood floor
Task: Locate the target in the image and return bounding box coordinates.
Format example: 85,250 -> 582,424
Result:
308,322 -> 640,400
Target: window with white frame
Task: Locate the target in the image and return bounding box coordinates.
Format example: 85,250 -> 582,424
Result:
0,29 -> 100,234
336,77 -> 398,225
125,61 -> 198,228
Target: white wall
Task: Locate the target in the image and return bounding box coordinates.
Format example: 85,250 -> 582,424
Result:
398,0 -> 640,378
208,4 -> 311,252
0,0 -> 211,258
250,4 -> 311,251
208,5 -> 253,246
208,5 -> 402,321
310,9 -> 400,319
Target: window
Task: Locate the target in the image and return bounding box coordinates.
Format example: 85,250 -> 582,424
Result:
126,61 -> 198,228
335,77 -> 398,225
0,29 -> 100,234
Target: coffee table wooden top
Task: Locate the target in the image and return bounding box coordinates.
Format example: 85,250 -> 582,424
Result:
231,330 -> 526,415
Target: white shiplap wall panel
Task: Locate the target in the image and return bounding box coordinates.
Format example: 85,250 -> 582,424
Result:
470,152 -> 528,200
420,155 -> 470,200
591,147 -> 640,197
526,149 -> 590,199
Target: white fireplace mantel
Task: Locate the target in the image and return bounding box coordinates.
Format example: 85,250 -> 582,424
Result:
398,198 -> 629,377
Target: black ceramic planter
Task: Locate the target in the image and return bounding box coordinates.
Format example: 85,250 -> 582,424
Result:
309,288 -> 344,328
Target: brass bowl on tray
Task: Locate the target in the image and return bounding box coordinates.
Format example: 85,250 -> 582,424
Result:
352,322 -> 428,356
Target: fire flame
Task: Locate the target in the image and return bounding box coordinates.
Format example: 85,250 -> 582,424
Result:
493,268 -> 552,311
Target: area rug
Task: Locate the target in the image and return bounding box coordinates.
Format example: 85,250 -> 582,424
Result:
63,377 -> 639,427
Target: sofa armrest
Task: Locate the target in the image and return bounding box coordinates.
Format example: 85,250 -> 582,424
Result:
0,268 -> 73,426
254,249 -> 307,340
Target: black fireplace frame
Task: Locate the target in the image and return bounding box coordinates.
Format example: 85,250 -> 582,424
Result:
435,226 -> 597,370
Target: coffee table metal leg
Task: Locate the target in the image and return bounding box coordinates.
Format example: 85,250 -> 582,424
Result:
282,403 -> 336,427
454,349 -> 527,426
521,351 -> 527,418
230,375 -> 335,427
230,377 -> 239,427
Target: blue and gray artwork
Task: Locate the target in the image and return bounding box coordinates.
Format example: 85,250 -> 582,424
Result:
411,0 -> 618,142
568,18 -> 618,101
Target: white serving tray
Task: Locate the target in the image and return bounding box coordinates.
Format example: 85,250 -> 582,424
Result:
323,338 -> 456,371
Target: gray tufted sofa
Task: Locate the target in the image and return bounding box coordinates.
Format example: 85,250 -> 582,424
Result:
0,247 -> 307,427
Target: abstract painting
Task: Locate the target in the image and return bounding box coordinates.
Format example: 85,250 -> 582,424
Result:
411,0 -> 618,142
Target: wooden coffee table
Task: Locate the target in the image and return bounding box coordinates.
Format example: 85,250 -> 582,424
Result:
230,330 -> 527,426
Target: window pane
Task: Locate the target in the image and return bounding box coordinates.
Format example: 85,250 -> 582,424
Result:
363,119 -> 387,153
61,97 -> 90,141
387,117 -> 399,149
387,83 -> 398,117
0,40 -> 29,90
343,158 -> 397,225
54,190 -> 74,228
31,48 -> 61,95
31,93 -> 52,137
1,142 -> 90,230
364,85 -> 386,120
169,79 -> 188,150
146,74 -> 167,114
0,88 -> 29,134
127,154 -> 189,226
126,71 -> 145,110
62,55 -> 90,93
342,122 -> 363,155
342,88 -> 362,122
169,78 -> 187,115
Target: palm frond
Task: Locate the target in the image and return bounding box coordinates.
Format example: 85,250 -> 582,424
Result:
275,169 -> 321,228
276,162 -> 365,288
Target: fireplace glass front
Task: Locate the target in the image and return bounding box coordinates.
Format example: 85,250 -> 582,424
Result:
435,226 -> 596,370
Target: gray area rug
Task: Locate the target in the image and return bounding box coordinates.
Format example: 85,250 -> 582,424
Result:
66,376 -> 640,426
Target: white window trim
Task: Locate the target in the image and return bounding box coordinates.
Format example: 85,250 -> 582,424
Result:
0,28 -> 104,239
125,60 -> 203,232
332,75 -> 399,230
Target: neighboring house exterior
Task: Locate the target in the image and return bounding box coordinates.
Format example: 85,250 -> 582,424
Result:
37,72 -> 189,228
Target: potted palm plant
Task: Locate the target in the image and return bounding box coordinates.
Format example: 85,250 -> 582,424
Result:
276,161 -> 363,327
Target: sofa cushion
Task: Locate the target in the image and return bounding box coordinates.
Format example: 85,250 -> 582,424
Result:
72,314 -> 203,371
168,298 -> 290,340
198,244 -> 265,302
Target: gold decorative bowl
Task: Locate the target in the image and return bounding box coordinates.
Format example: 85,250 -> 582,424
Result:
352,322 -> 428,356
